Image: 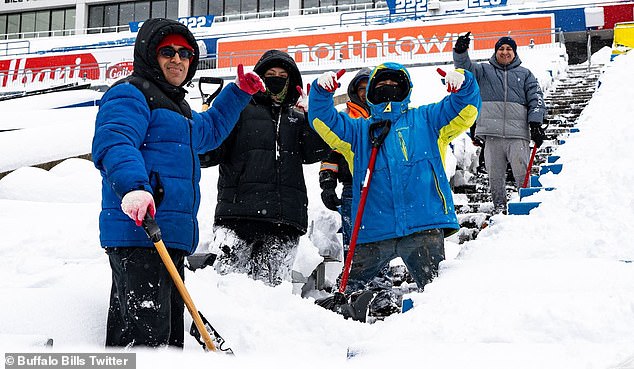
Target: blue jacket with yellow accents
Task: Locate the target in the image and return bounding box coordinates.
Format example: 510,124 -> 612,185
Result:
308,63 -> 481,243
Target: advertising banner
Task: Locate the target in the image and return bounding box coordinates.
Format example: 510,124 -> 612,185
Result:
216,15 -> 554,68
0,47 -> 133,92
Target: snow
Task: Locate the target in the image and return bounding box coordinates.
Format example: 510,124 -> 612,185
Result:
2,42 -> 634,369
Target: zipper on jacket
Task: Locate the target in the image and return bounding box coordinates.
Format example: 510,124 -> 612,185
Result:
273,106 -> 283,219
502,68 -> 508,137
397,131 -> 409,161
233,164 -> 247,204
431,168 -> 448,214
187,117 -> 196,250
275,108 -> 282,160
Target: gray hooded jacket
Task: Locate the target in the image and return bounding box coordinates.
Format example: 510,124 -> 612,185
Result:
453,50 -> 545,140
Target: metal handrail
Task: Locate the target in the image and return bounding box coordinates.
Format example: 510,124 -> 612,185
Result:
0,39 -> 31,57
0,24 -> 131,41
0,3 -> 382,40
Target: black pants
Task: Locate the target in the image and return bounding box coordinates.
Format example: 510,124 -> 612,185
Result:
105,247 -> 185,348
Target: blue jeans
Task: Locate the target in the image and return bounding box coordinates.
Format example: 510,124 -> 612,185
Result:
345,229 -> 445,293
340,185 -> 353,248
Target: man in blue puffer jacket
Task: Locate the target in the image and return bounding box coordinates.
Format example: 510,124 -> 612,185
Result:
309,63 -> 481,319
92,18 -> 264,348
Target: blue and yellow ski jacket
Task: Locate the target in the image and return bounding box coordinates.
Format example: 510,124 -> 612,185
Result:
308,62 -> 481,243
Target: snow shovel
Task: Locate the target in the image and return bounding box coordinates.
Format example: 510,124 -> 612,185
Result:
142,215 -> 233,354
194,76 -> 224,269
522,145 -> 538,189
339,119 -> 392,293
199,77 -> 224,112
522,122 -> 549,188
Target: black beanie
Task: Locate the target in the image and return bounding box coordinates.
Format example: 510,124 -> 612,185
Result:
495,36 -> 517,53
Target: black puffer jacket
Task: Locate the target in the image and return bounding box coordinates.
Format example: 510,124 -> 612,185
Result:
201,50 -> 329,233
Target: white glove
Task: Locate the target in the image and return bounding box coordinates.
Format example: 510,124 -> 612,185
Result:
121,190 -> 155,226
437,68 -> 465,93
317,69 -> 346,92
295,84 -> 310,113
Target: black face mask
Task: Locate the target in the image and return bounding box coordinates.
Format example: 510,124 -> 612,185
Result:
370,84 -> 407,104
264,76 -> 288,95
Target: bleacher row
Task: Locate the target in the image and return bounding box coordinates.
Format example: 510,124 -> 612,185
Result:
508,64 -> 603,215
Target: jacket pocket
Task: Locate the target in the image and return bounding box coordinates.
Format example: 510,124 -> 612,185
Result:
149,171 -> 164,208
430,167 -> 448,215
397,129 -> 409,161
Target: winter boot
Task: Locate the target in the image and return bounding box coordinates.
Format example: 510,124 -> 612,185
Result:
368,289 -> 401,319
315,290 -> 375,323
345,290 -> 376,323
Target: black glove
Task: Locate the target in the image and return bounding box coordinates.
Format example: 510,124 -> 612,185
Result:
454,31 -> 471,54
321,188 -> 342,211
529,122 -> 546,148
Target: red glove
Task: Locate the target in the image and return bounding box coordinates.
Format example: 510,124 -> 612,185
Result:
121,190 -> 156,227
295,84 -> 310,113
235,64 -> 266,95
317,69 -> 346,92
437,68 -> 465,93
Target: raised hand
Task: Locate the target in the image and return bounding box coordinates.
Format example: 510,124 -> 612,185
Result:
317,69 -> 346,93
295,84 -> 310,113
437,68 -> 465,93
235,64 -> 266,95
454,31 -> 471,54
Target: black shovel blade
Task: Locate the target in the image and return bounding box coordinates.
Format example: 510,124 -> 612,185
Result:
189,311 -> 234,355
199,77 -> 224,108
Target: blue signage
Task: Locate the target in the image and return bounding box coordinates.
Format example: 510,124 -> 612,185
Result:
467,0 -> 508,8
177,15 -> 215,30
129,15 -> 215,33
387,0 -> 427,14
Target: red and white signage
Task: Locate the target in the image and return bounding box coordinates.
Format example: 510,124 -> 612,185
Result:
216,14 -> 554,68
0,47 -> 134,92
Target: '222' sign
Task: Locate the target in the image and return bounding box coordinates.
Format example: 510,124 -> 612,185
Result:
393,0 -> 427,14
177,15 -> 215,30
130,15 -> 214,32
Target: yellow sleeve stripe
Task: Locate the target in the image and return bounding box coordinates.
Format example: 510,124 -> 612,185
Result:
437,104 -> 479,167
312,118 -> 355,172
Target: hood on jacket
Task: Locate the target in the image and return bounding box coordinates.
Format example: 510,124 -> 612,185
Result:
253,49 -> 302,105
133,18 -> 200,100
347,67 -> 371,112
366,62 -> 413,119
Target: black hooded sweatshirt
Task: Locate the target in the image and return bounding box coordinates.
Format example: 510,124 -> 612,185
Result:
200,50 -> 329,234
115,18 -> 199,118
